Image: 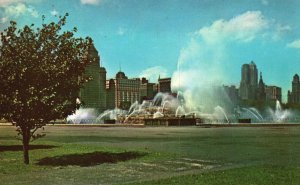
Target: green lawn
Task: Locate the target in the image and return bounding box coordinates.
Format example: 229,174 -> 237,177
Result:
0,125 -> 300,184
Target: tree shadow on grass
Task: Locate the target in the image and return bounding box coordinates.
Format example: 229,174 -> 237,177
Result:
0,145 -> 57,152
36,151 -> 146,167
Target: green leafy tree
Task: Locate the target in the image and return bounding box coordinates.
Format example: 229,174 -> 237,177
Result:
0,14 -> 93,164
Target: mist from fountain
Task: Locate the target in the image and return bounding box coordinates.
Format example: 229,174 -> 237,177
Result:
267,100 -> 291,122
240,108 -> 263,123
236,100 -> 293,123
249,107 -> 264,120
67,108 -> 97,124
175,106 -> 186,117
96,108 -> 127,123
213,106 -> 229,123
128,101 -> 139,114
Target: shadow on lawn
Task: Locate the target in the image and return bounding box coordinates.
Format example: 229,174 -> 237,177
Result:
0,145 -> 57,152
36,151 -> 146,167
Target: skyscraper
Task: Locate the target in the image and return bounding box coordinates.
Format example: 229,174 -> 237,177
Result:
288,74 -> 300,104
158,77 -> 172,93
140,78 -> 155,102
266,86 -> 282,103
257,72 -> 266,101
79,44 -> 107,113
239,61 -> 258,100
106,79 -> 115,110
106,71 -> 141,109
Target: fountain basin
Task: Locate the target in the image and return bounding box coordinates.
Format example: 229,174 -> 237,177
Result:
144,117 -> 197,126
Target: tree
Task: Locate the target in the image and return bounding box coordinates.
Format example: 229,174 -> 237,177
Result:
0,14 -> 94,164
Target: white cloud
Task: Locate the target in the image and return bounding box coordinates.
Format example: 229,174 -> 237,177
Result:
1,17 -> 8,23
4,3 -> 28,17
261,0 -> 269,5
0,3 -> 39,23
80,0 -> 101,5
0,0 -> 41,7
273,24 -> 291,40
197,11 -> 269,43
27,5 -> 38,17
287,39 -> 300,49
139,66 -> 169,82
50,9 -> 59,16
0,0 -> 22,7
117,27 -> 126,36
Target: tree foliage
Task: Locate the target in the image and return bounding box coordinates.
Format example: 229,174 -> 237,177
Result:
0,14 -> 94,164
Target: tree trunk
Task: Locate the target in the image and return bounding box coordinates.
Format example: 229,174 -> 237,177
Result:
22,127 -> 30,165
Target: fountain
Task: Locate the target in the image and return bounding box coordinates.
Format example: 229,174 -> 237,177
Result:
175,106 -> 186,117
249,108 -> 264,121
240,108 -> 263,123
96,108 -> 127,123
128,101 -> 139,114
235,100 -> 293,123
266,100 -> 291,122
67,89 -> 295,126
213,106 -> 229,123
67,108 -> 97,124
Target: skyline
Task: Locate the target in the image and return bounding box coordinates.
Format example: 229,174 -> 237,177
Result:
1,0 -> 300,102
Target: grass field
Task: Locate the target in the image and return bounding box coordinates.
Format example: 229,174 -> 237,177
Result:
0,125 -> 300,184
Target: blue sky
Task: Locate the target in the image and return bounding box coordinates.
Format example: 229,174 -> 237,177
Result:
1,0 -> 300,102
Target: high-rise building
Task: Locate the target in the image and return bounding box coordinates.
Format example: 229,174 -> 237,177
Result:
79,44 -> 107,113
266,85 -> 282,103
106,79 -> 115,109
257,72 -> 266,101
140,78 -> 155,102
288,74 -> 300,104
158,77 -> 172,93
106,71 -> 141,109
239,61 -> 258,100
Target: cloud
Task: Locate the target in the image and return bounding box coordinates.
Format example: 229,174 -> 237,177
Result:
196,11 -> 269,43
139,66 -> 169,82
80,0 -> 101,5
273,24 -> 291,40
27,5 -> 38,17
50,9 -> 59,16
0,3 -> 39,23
1,17 -> 8,23
0,0 -> 22,7
0,0 -> 41,7
4,3 -> 28,17
287,39 -> 300,49
261,0 -> 269,5
117,27 -> 126,36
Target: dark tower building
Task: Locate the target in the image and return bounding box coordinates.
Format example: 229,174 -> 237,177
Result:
239,61 -> 258,100
240,64 -> 250,99
288,74 -> 300,104
257,72 -> 266,101
140,78 -> 155,102
158,76 -> 172,93
106,79 -> 116,109
79,44 -> 107,113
